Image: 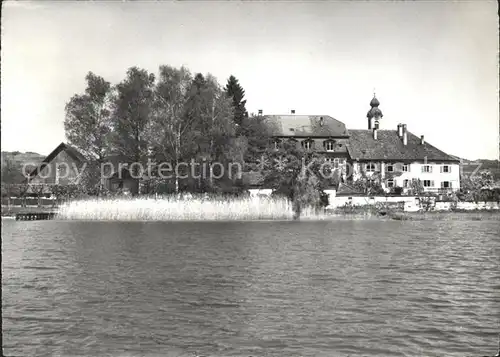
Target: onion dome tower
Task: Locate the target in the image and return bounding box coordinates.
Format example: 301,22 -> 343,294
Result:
367,93 -> 383,129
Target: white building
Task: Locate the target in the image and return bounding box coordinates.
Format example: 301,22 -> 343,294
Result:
347,96 -> 460,193
246,95 -> 461,196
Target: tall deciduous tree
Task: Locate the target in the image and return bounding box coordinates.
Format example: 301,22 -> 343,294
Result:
146,65 -> 193,193
111,67 -> 156,194
64,72 -> 112,162
351,171 -> 385,196
184,73 -> 237,192
64,72 -> 113,194
260,140 -> 337,218
224,75 -> 248,131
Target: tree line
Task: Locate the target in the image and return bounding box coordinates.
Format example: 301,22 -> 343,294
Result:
63,67 -> 251,195
61,65 -> 336,212
3,64 -> 498,213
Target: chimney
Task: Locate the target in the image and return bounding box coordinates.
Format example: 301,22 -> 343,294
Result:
420,135 -> 425,145
402,124 -> 407,145
397,124 -> 403,137
258,109 -> 263,116
291,109 -> 295,114
373,128 -> 378,140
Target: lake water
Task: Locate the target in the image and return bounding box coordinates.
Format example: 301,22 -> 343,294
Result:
2,219 -> 499,357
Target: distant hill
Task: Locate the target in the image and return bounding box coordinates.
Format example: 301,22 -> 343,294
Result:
1,151 -> 45,168
1,151 -> 46,183
455,158 -> 500,181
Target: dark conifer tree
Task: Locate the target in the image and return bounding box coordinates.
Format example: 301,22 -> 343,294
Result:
224,75 -> 248,130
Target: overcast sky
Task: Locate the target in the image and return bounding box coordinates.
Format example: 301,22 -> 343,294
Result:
1,0 -> 498,159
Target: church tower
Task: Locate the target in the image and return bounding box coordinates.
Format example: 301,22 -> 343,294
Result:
367,94 -> 383,129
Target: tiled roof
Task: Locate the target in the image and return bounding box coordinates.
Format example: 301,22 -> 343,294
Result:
264,115 -> 349,137
346,130 -> 459,162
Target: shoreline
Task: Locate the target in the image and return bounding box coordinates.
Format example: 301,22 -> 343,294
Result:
3,209 -> 499,221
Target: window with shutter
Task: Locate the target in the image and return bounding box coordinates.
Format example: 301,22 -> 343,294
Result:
441,181 -> 451,188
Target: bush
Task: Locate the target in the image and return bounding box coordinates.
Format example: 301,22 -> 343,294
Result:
392,187 -> 403,195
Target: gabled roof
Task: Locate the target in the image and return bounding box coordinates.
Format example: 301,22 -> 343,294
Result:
27,142 -> 87,181
265,115 -> 349,137
346,130 -> 459,162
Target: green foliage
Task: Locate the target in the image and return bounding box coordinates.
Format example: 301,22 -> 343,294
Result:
351,172 -> 385,196
64,72 -> 112,161
459,169 -> 500,202
1,156 -> 19,185
418,196 -> 435,212
408,178 -> 425,196
224,75 -> 248,131
50,184 -> 84,201
240,115 -> 272,165
110,67 -> 156,193
111,67 -> 156,162
260,140 -> 337,218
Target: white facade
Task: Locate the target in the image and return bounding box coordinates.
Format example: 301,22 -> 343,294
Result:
352,161 -> 460,193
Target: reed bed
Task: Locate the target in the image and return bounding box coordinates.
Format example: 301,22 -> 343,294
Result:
56,196 -> 307,221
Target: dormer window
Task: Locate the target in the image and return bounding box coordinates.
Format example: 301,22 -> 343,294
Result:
324,140 -> 335,152
301,140 -> 312,150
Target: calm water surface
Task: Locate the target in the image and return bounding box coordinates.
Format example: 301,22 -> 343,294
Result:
2,219 -> 499,357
